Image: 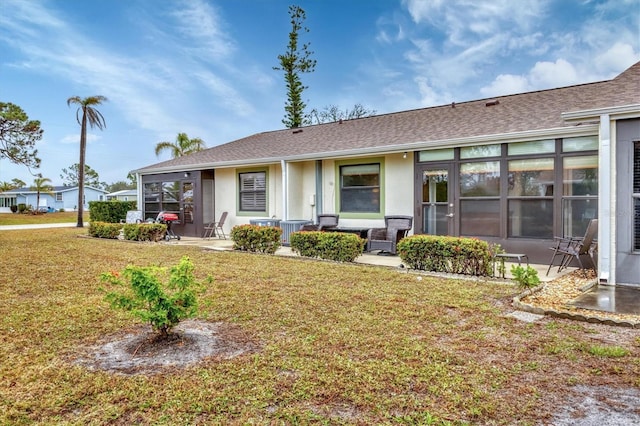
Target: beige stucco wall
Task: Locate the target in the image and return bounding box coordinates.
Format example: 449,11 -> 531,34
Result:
213,163 -> 283,232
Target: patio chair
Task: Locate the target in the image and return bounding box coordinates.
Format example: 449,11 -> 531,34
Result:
300,214 -> 339,231
120,210 -> 143,224
366,215 -> 413,255
546,219 -> 598,275
203,211 -> 228,240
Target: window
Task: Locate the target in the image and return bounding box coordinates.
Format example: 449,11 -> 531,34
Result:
339,163 -> 380,213
460,161 -> 500,236
508,158 -> 555,238
508,139 -> 555,155
562,155 -> 598,237
239,171 -> 266,212
634,142 -> 640,250
0,197 -> 16,208
56,193 -> 63,202
418,148 -> 454,162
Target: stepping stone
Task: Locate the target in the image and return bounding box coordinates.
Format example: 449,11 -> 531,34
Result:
507,310 -> 544,323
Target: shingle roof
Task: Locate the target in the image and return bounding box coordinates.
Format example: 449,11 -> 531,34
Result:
135,61 -> 640,174
1,186 -> 107,194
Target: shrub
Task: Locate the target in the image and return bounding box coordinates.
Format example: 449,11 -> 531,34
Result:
88,221 -> 123,239
510,265 -> 541,290
231,225 -> 282,254
10,205 -> 18,213
101,256 -> 209,337
397,235 -> 494,276
18,203 -> 28,214
123,223 -> 166,242
290,231 -> 365,262
89,200 -> 137,223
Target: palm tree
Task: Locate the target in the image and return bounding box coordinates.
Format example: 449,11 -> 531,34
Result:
30,176 -> 53,214
67,95 -> 107,227
155,133 -> 206,158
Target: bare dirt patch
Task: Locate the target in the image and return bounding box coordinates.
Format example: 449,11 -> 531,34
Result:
70,320 -> 259,375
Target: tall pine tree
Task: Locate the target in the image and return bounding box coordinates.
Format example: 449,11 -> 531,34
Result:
273,5 -> 316,129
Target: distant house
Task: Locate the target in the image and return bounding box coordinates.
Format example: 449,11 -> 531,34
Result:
133,61 -> 640,287
105,189 -> 137,203
0,186 -> 108,213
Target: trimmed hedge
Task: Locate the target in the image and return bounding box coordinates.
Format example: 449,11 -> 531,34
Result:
88,222 -> 123,239
89,201 -> 137,223
397,235 -> 495,276
231,225 -> 282,254
123,223 -> 166,242
290,231 -> 365,262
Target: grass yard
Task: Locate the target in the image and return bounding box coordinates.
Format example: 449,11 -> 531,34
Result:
1,228 -> 638,425
0,211 -> 89,225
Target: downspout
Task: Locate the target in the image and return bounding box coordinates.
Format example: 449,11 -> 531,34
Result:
281,160 -> 288,220
135,173 -> 143,213
315,160 -> 323,217
598,115 -> 612,284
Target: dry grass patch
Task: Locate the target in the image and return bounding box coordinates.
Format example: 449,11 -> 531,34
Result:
0,211 -> 88,225
1,228 -> 638,425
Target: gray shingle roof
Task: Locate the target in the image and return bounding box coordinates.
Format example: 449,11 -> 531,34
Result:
135,61 -> 640,174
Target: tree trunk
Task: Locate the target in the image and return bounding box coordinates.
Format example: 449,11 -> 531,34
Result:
77,112 -> 87,228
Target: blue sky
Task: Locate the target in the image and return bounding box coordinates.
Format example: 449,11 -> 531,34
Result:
1,0 -> 638,187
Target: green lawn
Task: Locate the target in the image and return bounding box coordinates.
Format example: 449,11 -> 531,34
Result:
0,211 -> 89,225
1,228 -> 638,425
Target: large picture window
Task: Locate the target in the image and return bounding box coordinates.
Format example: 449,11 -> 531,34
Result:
460,161 -> 500,236
562,155 -> 598,237
340,163 -> 380,213
508,158 -> 554,238
239,171 -> 266,212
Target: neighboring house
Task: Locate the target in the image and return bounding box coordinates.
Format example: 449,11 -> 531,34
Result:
105,189 -> 137,203
0,186 -> 108,213
133,61 -> 640,287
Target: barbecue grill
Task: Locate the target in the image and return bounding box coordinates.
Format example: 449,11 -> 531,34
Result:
156,211 -> 181,241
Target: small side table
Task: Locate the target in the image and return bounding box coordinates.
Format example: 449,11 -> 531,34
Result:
494,253 -> 529,278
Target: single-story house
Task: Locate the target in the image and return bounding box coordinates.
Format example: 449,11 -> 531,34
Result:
0,186 -> 108,213
105,189 -> 137,203
133,61 -> 640,287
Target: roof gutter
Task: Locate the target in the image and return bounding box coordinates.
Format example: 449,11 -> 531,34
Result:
562,103 -> 640,122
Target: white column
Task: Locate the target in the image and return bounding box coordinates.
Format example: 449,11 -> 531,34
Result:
598,115 -> 612,284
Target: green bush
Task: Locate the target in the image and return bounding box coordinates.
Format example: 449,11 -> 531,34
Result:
123,223 -> 166,242
290,231 -> 365,262
231,225 -> 282,254
89,200 -> 137,223
101,256 -> 209,337
10,205 -> 18,213
18,203 -> 28,214
510,265 -> 541,290
397,235 -> 494,276
88,221 -> 123,239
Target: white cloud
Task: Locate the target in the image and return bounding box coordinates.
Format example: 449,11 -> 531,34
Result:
480,74 -> 531,97
529,59 -> 579,88
60,134 -> 102,145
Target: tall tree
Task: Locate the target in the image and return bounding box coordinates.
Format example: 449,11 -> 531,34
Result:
0,178 -> 27,192
155,133 -> 206,158
30,176 -> 53,214
0,102 -> 43,171
60,163 -> 104,188
306,103 -> 377,125
67,95 -> 108,227
273,5 -> 316,129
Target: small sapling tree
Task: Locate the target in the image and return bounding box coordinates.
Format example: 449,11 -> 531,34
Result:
101,256 -> 210,337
